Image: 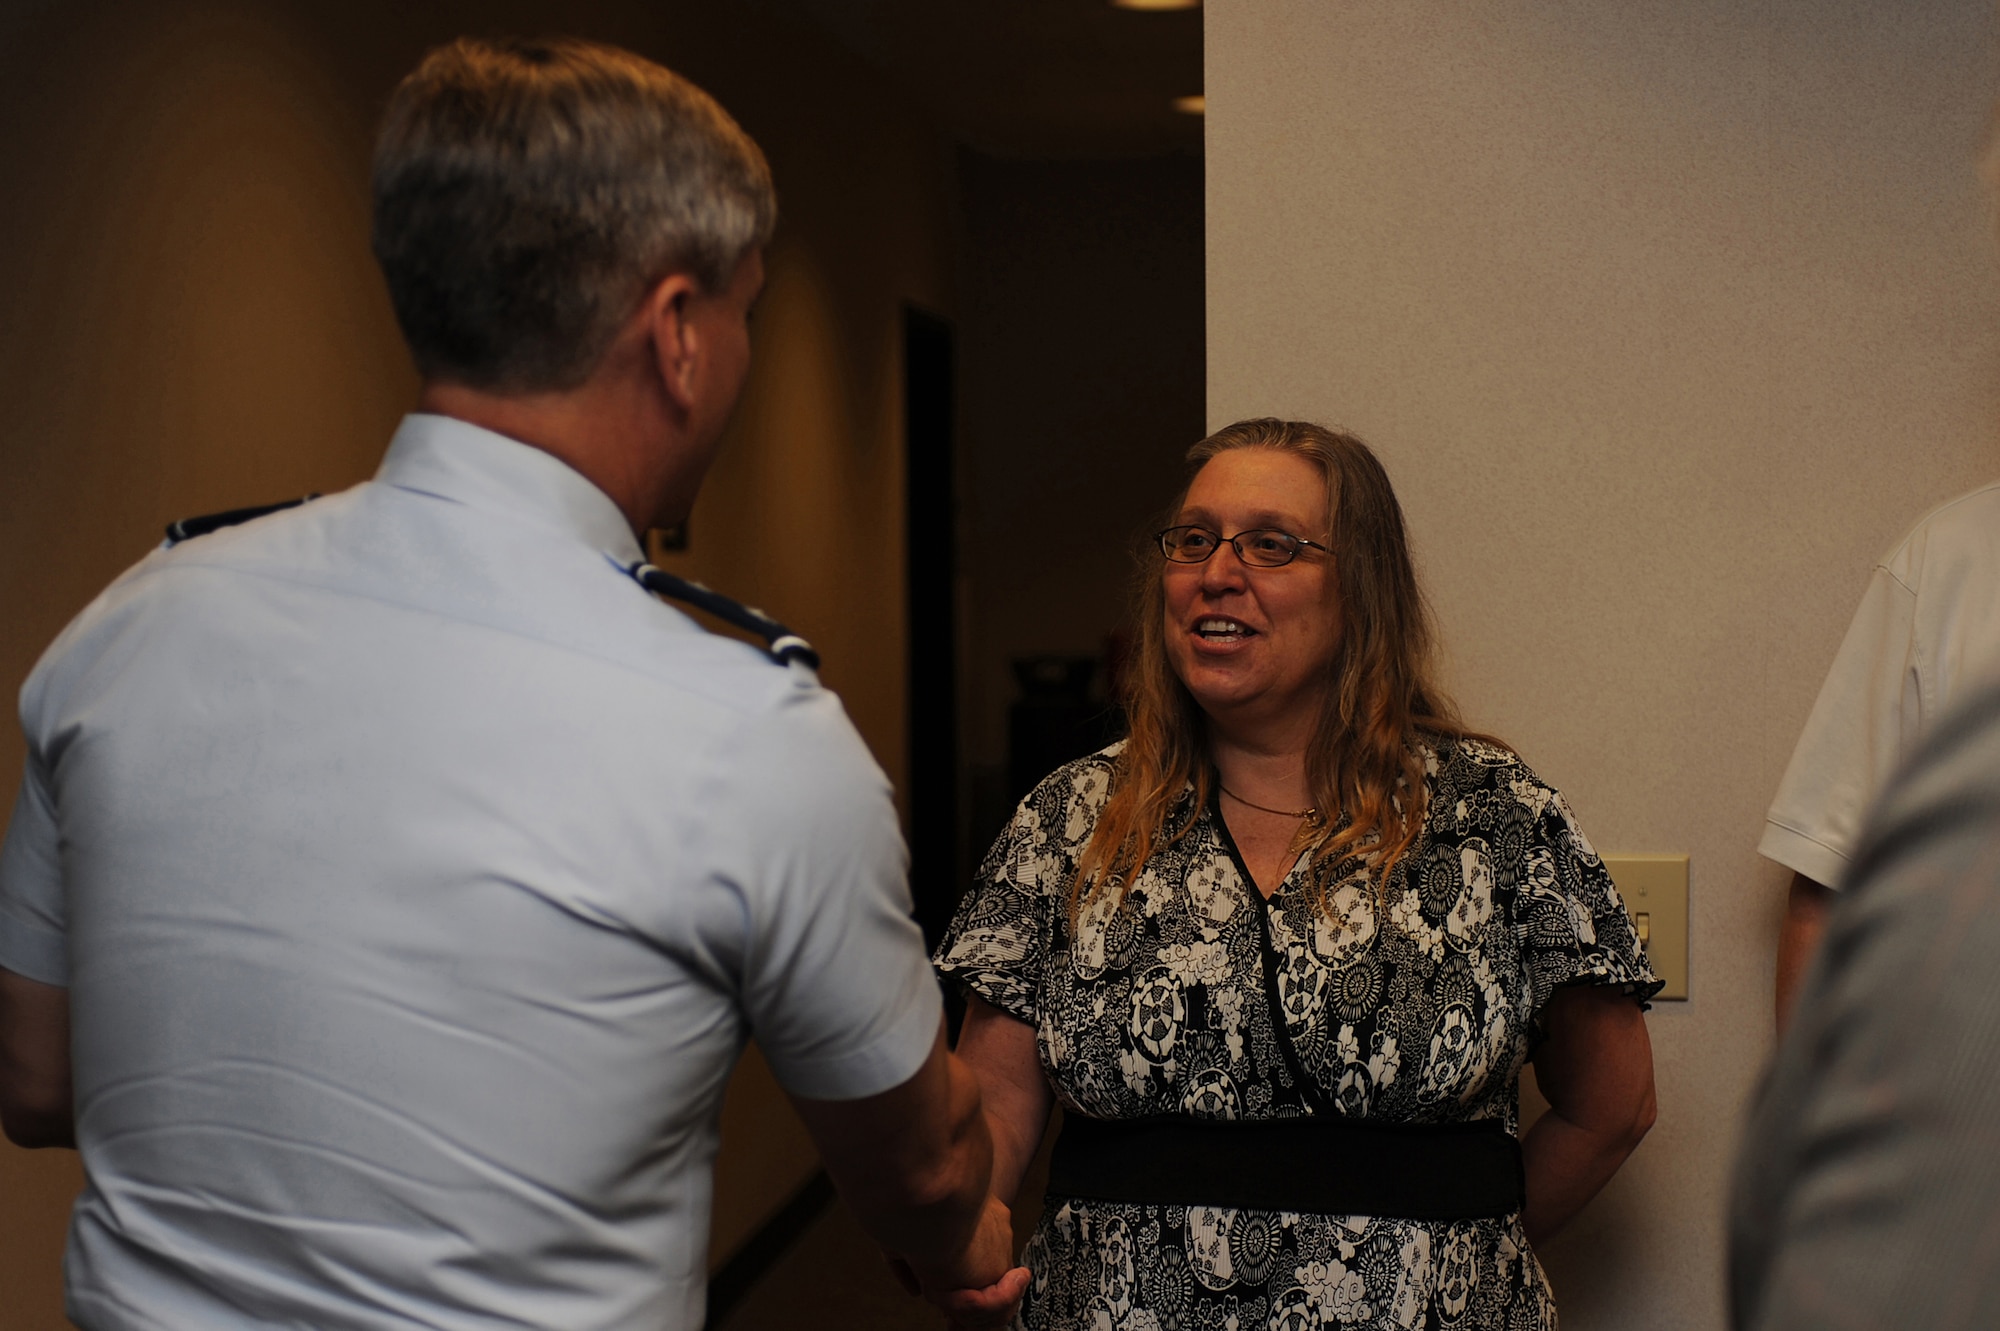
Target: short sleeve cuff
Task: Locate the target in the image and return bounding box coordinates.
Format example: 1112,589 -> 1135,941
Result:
1556,961 -> 1664,1007
935,957 -> 1039,1026
1758,821 -> 1852,892
0,909 -> 68,986
762,974 -> 942,1102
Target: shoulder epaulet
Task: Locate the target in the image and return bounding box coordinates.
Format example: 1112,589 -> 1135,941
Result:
164,495 -> 318,546
623,560 -> 820,670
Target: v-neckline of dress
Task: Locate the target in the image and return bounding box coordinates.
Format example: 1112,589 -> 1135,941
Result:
1208,787 -> 1308,903
1206,790 -> 1338,1116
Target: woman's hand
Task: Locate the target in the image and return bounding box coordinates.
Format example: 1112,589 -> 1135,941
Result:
1520,983 -> 1656,1246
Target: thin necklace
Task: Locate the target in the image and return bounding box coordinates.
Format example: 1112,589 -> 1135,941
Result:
1220,785 -> 1322,824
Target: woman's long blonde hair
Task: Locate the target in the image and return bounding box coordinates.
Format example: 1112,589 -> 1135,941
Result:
1071,418 -> 1479,920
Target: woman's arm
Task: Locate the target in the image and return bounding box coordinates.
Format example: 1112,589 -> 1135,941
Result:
1521,983 -> 1656,1246
955,992 -> 1057,1208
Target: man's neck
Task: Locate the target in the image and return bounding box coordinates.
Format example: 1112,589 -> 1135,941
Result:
416,379 -> 681,537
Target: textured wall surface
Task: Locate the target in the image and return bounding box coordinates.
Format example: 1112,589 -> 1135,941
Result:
1207,2 -> 2000,1326
0,3 -> 954,1326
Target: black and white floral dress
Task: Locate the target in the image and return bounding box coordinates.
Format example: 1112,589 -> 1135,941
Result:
935,737 -> 1659,1331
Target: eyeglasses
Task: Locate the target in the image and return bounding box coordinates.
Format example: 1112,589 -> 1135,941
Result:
1156,525 -> 1329,568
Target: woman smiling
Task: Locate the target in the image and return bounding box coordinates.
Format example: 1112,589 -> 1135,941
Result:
936,418 -> 1659,1330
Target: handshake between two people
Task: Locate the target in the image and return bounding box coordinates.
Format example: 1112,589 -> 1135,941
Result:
793,1020 -> 1030,1329
884,1192 -> 1031,1329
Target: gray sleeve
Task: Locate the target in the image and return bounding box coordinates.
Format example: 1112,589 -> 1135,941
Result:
709,686 -> 941,1102
0,754 -> 69,985
1730,682 -> 2000,1331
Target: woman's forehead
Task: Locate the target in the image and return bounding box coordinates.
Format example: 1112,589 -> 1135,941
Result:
1178,449 -> 1328,528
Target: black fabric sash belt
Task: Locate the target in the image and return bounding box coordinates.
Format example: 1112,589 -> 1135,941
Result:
1046,1113 -> 1525,1221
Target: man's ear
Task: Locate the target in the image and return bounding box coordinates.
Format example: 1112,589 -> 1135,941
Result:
643,271 -> 705,413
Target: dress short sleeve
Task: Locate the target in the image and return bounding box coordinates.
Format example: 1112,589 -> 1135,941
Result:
933,767 -> 1081,1026
1515,784 -> 1662,1026
0,753 -> 69,986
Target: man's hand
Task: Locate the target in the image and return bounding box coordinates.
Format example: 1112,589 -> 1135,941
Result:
909,1193 -> 1028,1328
883,1196 -> 1030,1329
936,1267 -> 1030,1330
794,1017 -> 1032,1326
791,1022 -> 999,1290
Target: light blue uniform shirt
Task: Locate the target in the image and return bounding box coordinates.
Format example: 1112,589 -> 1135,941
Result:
0,414 -> 941,1330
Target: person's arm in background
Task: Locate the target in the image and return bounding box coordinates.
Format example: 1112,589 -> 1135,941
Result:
1774,873 -> 1835,1033
1763,558 -> 1922,1031
0,967 -> 72,1149
793,1021 -> 1026,1327
1522,983 -> 1656,1246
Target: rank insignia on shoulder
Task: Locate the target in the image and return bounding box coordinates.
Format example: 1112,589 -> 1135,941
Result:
165,495 -> 319,546
623,561 -> 821,670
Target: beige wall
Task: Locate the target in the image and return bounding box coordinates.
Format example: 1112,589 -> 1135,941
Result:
0,3 -> 953,1327
1209,1 -> 2000,1326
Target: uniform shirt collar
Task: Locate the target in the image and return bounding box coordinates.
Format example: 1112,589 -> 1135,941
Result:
375,413 -> 647,567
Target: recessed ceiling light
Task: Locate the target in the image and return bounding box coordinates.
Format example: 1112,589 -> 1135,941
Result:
1112,0 -> 1200,10
1172,95 -> 1205,115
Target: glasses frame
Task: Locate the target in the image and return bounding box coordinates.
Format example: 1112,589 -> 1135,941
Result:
1155,524 -> 1331,568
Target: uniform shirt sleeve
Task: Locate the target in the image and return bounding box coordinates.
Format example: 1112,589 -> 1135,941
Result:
713,685 -> 941,1102
1760,565 -> 1921,889
1517,787 -> 1662,1030
0,753 -> 69,985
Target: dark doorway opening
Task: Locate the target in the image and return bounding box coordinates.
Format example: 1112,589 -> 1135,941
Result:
903,306 -> 958,953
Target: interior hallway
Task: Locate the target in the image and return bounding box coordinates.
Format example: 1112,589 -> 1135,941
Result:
8,3 -> 2000,1330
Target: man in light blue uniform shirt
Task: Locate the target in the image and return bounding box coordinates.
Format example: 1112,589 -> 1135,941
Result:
0,36 -> 1024,1331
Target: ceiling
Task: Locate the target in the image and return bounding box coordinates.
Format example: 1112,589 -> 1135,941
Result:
781,0 -> 1203,160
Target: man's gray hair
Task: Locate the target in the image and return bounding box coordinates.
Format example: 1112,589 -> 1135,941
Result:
372,36 -> 776,393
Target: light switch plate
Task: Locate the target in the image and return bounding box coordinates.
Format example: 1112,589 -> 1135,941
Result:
1601,854 -> 1688,1001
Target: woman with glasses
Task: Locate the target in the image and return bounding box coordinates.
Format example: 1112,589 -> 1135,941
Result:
935,418 -> 1658,1330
